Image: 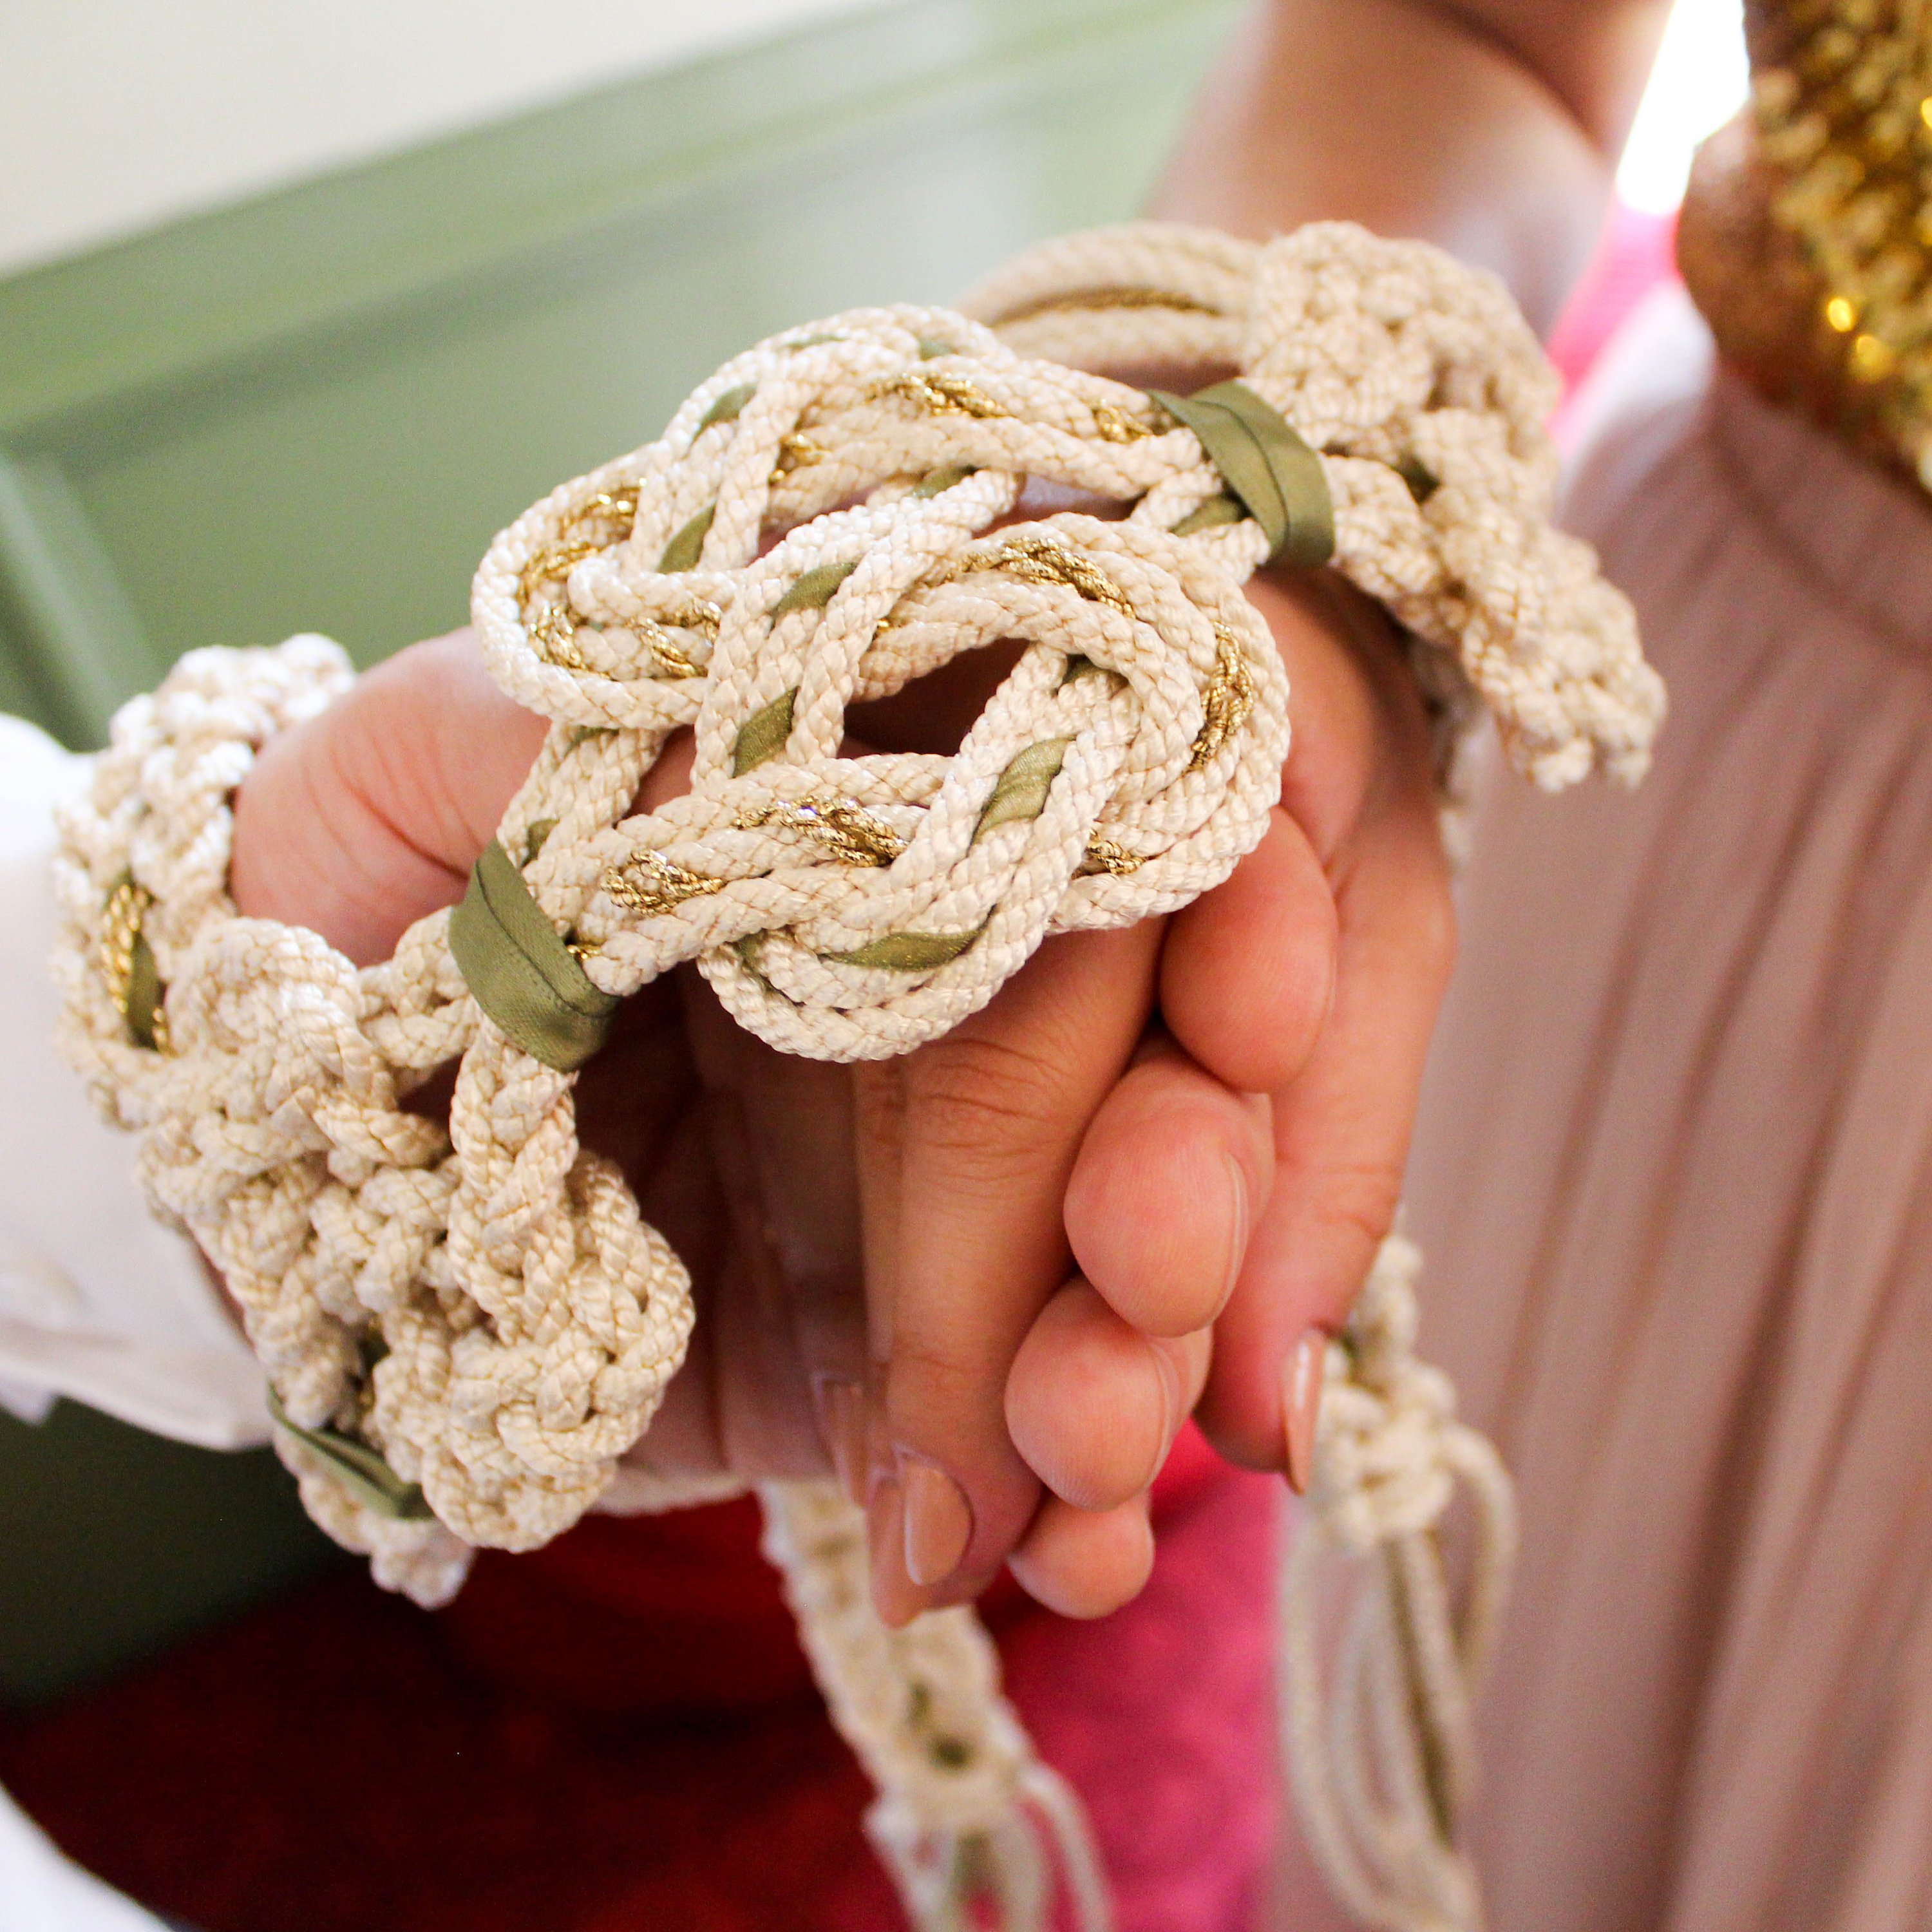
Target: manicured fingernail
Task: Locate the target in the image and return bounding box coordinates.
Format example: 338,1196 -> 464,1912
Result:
813,1376 -> 869,1507
1283,1326 -> 1327,1495
867,1476 -> 920,1627
1221,1153 -> 1252,1309
898,1454 -> 974,1587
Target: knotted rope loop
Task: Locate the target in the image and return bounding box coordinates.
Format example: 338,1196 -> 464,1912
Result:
965,221 -> 1664,790
526,506 -> 1288,1065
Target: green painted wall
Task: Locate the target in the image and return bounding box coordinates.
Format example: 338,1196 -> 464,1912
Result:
0,0 -> 1235,1705
0,0 -> 1235,746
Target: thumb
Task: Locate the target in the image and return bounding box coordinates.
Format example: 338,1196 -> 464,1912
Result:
230,629 -> 547,964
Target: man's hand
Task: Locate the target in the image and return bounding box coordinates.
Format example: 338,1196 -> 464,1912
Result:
226,630 -> 1215,1615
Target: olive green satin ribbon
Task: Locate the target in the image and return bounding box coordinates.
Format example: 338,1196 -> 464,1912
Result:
449,838 -> 620,1073
1150,381 -> 1334,569
265,1387 -> 435,1522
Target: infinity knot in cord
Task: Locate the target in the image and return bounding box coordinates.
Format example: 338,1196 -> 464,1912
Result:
477,478 -> 1289,1065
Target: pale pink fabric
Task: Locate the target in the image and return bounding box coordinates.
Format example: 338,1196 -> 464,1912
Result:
1283,286 -> 1932,1932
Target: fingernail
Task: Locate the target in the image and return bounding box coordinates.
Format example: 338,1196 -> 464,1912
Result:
1283,1327 -> 1328,1495
898,1453 -> 974,1587
1221,1153 -> 1252,1309
1146,1338 -> 1185,1486
813,1376 -> 869,1508
867,1476 -> 920,1627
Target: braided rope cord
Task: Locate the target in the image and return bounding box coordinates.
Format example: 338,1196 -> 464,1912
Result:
53,221 -> 1656,1929
1279,1236 -> 1518,1932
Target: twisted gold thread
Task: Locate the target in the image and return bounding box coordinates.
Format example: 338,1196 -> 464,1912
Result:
1078,835 -> 1145,876
867,372 -> 1011,420
1190,621 -> 1256,770
998,285 -> 1222,323
562,484 -> 641,538
518,538 -> 601,608
736,795 -> 907,866
770,431 -> 831,486
600,850 -> 728,918
529,605 -> 588,670
99,878 -> 143,1012
100,876 -> 170,1053
1090,399 -> 1161,443
960,535 -> 1138,623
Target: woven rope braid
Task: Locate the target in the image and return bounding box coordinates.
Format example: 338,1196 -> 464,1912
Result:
53,221 -> 1657,1930
1281,1235 -> 1517,1932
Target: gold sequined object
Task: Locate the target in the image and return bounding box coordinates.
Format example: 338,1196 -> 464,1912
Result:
1750,0 -> 1932,482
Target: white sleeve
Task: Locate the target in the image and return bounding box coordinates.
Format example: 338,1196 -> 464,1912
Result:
0,1786 -> 168,1932
0,717 -> 267,1450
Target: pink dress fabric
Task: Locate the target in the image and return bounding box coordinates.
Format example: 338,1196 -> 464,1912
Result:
1279,285 -> 1932,1931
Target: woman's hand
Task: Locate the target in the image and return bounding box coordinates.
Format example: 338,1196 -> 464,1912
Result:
852,565 -> 1454,1624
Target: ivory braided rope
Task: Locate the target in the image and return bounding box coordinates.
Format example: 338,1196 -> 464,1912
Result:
53,222 -> 1657,1931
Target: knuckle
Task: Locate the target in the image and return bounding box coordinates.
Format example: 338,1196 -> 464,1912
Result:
901,1029 -> 1068,1166
1310,1159 -> 1406,1295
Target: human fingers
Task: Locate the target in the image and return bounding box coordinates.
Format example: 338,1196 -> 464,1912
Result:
1005,1278 -> 1210,1511
1006,1494 -> 1155,1620
680,980 -> 871,1491
231,628 -> 545,962
853,920 -> 1161,1624
1160,808 -> 1336,1096
1062,1034 -> 1274,1339
1195,595 -> 1454,1474
1159,569 -> 1396,1099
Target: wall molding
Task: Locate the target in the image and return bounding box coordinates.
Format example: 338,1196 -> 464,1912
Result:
0,0 -> 1233,746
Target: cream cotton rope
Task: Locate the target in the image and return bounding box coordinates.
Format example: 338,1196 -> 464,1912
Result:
53,220 -> 1658,1931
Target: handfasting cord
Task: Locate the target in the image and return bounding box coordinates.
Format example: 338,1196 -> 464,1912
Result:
53,220 -> 1658,1931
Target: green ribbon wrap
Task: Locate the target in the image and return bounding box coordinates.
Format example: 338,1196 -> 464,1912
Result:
450,838 -> 621,1072
1150,380 -> 1335,569
265,1387 -> 434,1522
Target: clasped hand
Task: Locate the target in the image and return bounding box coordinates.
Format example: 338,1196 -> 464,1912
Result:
230,564 -> 1451,1624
